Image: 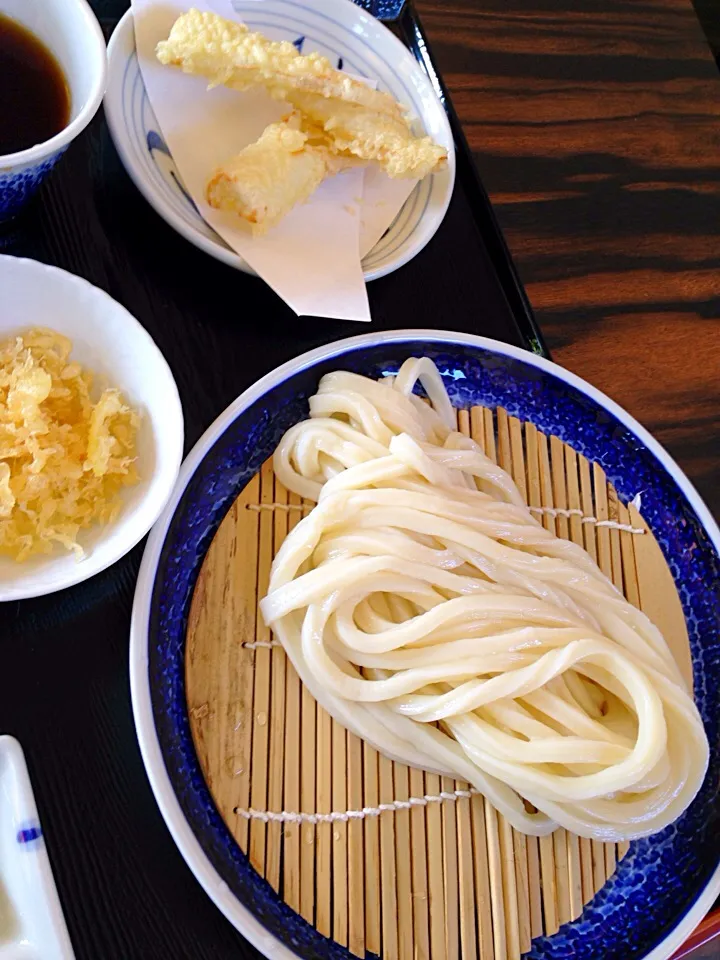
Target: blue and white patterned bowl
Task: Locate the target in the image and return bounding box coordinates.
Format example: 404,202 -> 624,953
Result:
0,0 -> 106,220
104,3 -> 455,280
131,330 -> 720,960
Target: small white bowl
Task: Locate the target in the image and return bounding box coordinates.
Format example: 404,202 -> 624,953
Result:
104,2 -> 455,281
0,255 -> 184,602
0,0 -> 107,220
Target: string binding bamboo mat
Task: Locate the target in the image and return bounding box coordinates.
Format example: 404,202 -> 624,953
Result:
186,404 -> 692,960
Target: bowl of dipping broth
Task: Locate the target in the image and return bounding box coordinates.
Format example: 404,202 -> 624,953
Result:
0,0 -> 106,219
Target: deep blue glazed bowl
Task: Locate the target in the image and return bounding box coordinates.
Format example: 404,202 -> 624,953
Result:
131,330 -> 720,960
0,152 -> 67,220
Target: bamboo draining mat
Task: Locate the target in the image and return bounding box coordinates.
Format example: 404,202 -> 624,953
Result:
186,406 -> 692,960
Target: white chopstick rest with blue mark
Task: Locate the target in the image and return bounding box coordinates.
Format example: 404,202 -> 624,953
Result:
0,736 -> 75,959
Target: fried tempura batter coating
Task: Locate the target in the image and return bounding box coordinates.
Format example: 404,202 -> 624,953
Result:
156,9 -> 402,116
290,92 -> 446,180
206,113 -> 354,232
157,9 -> 447,181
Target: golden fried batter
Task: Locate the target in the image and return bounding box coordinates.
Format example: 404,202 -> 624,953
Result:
289,92 -> 446,180
156,9 -> 402,117
157,9 -> 447,183
206,113 -> 355,231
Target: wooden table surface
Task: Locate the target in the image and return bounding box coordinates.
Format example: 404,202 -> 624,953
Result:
419,0 -> 720,521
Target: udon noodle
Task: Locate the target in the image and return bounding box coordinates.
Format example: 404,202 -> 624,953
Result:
260,358 -> 708,840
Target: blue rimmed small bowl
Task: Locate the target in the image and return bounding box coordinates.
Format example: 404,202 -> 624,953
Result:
0,0 -> 106,220
104,1 -> 455,281
131,330 -> 720,960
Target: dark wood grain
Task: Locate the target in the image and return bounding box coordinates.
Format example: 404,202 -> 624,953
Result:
418,0 -> 720,518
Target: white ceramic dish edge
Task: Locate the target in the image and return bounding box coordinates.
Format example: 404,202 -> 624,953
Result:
0,255 -> 184,602
130,328 -> 720,960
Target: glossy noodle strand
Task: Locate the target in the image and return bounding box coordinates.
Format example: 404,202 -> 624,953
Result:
259,359 -> 708,841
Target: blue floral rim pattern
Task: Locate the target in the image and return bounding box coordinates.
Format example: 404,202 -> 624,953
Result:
0,150 -> 65,219
145,337 -> 720,960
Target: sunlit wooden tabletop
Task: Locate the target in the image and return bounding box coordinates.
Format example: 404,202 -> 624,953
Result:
420,0 -> 720,522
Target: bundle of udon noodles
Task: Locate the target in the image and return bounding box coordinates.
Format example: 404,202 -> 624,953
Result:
260,359 -> 709,841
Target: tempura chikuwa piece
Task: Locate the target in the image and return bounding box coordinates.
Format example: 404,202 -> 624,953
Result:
156,8 -> 404,115
157,9 -> 447,183
206,115 -> 350,232
289,91 -> 447,180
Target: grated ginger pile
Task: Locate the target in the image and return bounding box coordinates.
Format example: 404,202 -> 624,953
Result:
0,328 -> 140,562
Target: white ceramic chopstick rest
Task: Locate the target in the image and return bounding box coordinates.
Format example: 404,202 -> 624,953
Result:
0,735 -> 74,959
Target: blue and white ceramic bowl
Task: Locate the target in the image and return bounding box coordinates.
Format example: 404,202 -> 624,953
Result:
104,3 -> 455,280
131,330 -> 720,960
0,0 -> 106,220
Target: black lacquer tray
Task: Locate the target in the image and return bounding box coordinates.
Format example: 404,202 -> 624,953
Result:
0,3 -> 548,957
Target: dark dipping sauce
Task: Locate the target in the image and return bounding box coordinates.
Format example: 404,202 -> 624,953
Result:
0,13 -> 70,155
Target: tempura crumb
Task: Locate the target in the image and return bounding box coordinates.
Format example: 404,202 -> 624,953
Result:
0,329 -> 140,561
